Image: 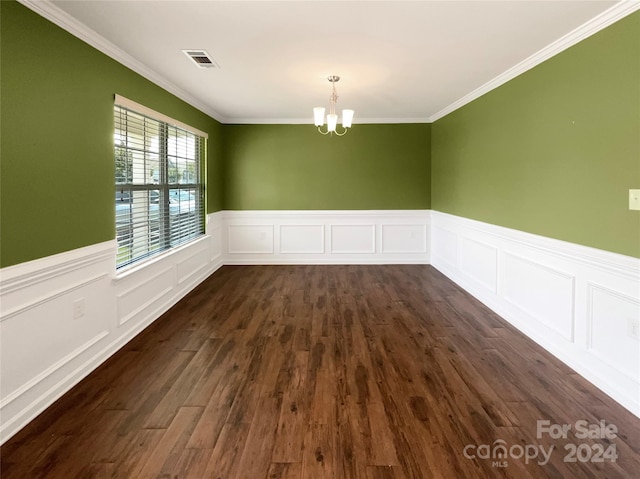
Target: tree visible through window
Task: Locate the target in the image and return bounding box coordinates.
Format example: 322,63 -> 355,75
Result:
114,99 -> 205,269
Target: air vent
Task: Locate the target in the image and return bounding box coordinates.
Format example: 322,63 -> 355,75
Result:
182,50 -> 219,69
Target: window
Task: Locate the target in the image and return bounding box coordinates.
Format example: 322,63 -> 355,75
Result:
114,96 -> 206,269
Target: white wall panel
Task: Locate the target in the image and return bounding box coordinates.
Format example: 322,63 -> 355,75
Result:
177,245 -> 210,285
210,227 -> 222,262
588,284 -> 640,382
228,225 -> 274,254
330,225 -> 376,254
381,224 -> 427,253
459,237 -> 497,293
0,242 -> 113,317
117,267 -> 174,326
0,274 -> 110,399
432,226 -> 458,270
280,225 -> 324,254
503,253 -> 575,341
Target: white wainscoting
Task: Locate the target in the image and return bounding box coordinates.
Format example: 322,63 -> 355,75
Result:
431,211 -> 640,417
222,210 -> 430,264
2,207 -> 638,445
0,212 -> 224,444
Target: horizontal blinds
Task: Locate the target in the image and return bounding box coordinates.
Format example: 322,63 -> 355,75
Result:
114,94 -> 208,138
115,103 -> 205,269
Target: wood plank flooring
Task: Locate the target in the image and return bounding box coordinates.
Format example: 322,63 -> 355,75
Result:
1,265 -> 639,478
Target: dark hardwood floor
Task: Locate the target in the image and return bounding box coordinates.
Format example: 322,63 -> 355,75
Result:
1,265 -> 639,478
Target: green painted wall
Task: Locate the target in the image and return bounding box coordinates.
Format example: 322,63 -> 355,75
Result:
3,1 -> 637,267
223,124 -> 431,210
432,12 -> 640,258
0,1 -> 223,268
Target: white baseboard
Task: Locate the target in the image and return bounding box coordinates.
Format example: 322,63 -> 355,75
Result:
2,208 -> 638,444
222,210 -> 430,264
430,211 -> 640,417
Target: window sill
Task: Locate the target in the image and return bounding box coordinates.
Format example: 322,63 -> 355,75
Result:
111,234 -> 209,282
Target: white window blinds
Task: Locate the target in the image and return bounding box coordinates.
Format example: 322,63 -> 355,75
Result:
114,97 -> 205,269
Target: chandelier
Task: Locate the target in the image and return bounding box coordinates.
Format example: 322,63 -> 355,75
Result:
313,75 -> 354,136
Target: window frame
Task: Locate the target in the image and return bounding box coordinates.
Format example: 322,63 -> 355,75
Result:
114,95 -> 207,271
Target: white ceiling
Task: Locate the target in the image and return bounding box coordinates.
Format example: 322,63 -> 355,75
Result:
38,0 -> 632,123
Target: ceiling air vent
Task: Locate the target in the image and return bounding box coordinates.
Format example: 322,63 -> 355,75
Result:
182,50 -> 219,69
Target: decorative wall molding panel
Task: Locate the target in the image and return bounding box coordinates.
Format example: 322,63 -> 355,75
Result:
381,224 -> 428,254
222,210 -> 430,264
228,225 -> 275,254
0,212 -> 224,444
330,224 -> 376,254
280,225 -> 325,254
430,211 -> 640,417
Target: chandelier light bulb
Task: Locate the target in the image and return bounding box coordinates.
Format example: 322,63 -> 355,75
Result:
342,109 -> 354,129
313,107 -> 325,127
327,114 -> 338,132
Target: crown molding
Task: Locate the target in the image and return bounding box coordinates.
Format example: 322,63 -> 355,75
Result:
226,117 -> 431,125
428,0 -> 640,122
18,0 -> 639,126
17,0 -> 227,123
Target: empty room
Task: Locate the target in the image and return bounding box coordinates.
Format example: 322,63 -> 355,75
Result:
1,0 -> 639,478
